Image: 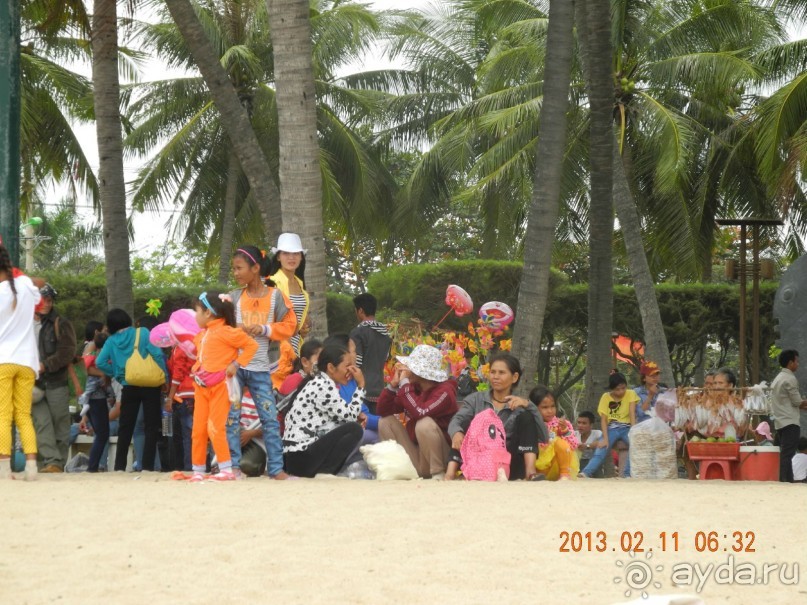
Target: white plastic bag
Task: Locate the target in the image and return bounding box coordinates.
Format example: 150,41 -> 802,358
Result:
629,417 -> 677,480
226,375 -> 241,405
360,440 -> 419,480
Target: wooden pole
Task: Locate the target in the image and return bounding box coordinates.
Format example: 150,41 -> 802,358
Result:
752,224 -> 760,385
739,225 -> 747,387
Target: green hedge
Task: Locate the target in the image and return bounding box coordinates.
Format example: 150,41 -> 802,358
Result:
43,274 -> 358,338
367,260 -> 779,384
368,260 -> 567,330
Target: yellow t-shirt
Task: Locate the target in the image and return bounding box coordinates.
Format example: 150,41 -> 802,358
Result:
597,390 -> 640,425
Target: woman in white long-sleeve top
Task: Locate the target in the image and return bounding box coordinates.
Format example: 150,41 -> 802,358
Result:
282,344 -> 366,477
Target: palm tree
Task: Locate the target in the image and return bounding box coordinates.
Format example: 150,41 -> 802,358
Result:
264,0 -> 327,333
129,0 -> 397,288
93,0 -> 134,314
578,0 -> 615,406
18,0 -> 98,219
162,0 -> 282,249
512,0 -> 575,389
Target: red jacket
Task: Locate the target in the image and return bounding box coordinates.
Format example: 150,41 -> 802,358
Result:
377,379 -> 458,444
167,347 -> 195,401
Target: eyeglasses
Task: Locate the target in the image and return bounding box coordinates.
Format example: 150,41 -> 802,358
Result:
198,292 -> 218,316
608,401 -> 620,412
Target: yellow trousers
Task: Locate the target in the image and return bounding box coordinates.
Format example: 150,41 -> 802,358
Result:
536,437 -> 579,480
0,364 -> 38,456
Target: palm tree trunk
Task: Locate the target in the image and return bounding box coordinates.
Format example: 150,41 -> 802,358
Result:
266,0 -> 327,337
218,153 -> 240,284
512,0 -> 575,392
164,0 -> 281,246
92,0 -> 134,315
580,0 -> 614,408
613,142 -> 674,385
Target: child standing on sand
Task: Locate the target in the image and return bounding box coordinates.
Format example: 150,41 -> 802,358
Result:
190,292 -> 258,482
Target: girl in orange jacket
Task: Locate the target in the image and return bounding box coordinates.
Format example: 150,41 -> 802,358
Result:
190,291 -> 258,482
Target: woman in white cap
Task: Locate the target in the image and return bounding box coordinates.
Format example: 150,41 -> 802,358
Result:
268,233 -> 310,388
376,344 -> 459,479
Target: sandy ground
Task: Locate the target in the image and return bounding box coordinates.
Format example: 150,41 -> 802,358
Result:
1,474 -> 805,605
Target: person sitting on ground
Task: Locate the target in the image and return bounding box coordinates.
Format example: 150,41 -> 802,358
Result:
282,345 -> 365,478
575,410 -> 607,478
596,372 -> 638,478
530,386 -> 579,480
634,361 -> 666,423
349,293 -> 391,415
237,390 -> 267,478
323,333 -> 379,444
377,344 -> 458,479
446,353 -> 548,481
278,339 -> 322,397
792,437 -> 807,483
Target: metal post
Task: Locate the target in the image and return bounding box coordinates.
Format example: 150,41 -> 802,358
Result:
752,224 -> 760,385
0,0 -> 21,264
738,225 -> 747,388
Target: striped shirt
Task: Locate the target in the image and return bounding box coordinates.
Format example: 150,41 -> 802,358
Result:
288,293 -> 307,355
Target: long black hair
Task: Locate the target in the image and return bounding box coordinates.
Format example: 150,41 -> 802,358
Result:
233,244 -> 276,287
195,291 -> 237,327
291,338 -> 323,373
0,242 -> 18,309
267,250 -> 306,288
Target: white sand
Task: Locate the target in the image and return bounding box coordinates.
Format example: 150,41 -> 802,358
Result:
1,475 -> 805,605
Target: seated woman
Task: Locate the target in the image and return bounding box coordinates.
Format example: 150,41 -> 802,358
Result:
529,386 -> 579,480
377,345 -> 458,479
282,345 -> 365,478
446,353 -> 548,480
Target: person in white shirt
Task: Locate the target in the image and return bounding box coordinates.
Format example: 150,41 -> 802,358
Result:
575,410 -> 607,478
792,437 -> 807,483
0,244 -> 41,481
769,350 -> 807,482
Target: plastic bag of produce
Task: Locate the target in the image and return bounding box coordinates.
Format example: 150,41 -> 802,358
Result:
629,417 -> 677,479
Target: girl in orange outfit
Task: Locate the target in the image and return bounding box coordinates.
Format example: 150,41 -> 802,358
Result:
190,291 -> 258,482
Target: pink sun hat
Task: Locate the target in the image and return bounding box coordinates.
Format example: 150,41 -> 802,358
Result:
754,421 -> 773,441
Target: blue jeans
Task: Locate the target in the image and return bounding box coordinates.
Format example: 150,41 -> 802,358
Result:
87,398 -> 110,472
133,403 -> 161,472
174,399 -> 194,471
228,369 -> 283,475
605,424 -> 631,477
580,445 -> 609,477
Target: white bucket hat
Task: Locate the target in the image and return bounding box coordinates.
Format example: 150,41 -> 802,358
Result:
396,345 -> 448,383
271,233 -> 307,255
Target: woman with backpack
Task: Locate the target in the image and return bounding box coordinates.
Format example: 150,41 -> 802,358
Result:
96,309 -> 167,471
446,353 -> 549,480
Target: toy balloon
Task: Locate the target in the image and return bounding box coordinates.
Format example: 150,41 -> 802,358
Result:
148,322 -> 175,348
445,285 -> 473,316
479,301 -> 514,331
435,285 -> 474,329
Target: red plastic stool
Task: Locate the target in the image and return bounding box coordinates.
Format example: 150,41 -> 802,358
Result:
699,459 -> 736,480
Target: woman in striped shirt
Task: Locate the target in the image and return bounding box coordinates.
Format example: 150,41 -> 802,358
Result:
269,233 -> 311,388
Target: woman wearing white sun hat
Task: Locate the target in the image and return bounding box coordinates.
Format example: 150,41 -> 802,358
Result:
376,344 -> 459,479
268,233 -> 311,390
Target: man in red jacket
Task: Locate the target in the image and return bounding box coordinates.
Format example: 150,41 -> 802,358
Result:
377,345 -> 458,479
